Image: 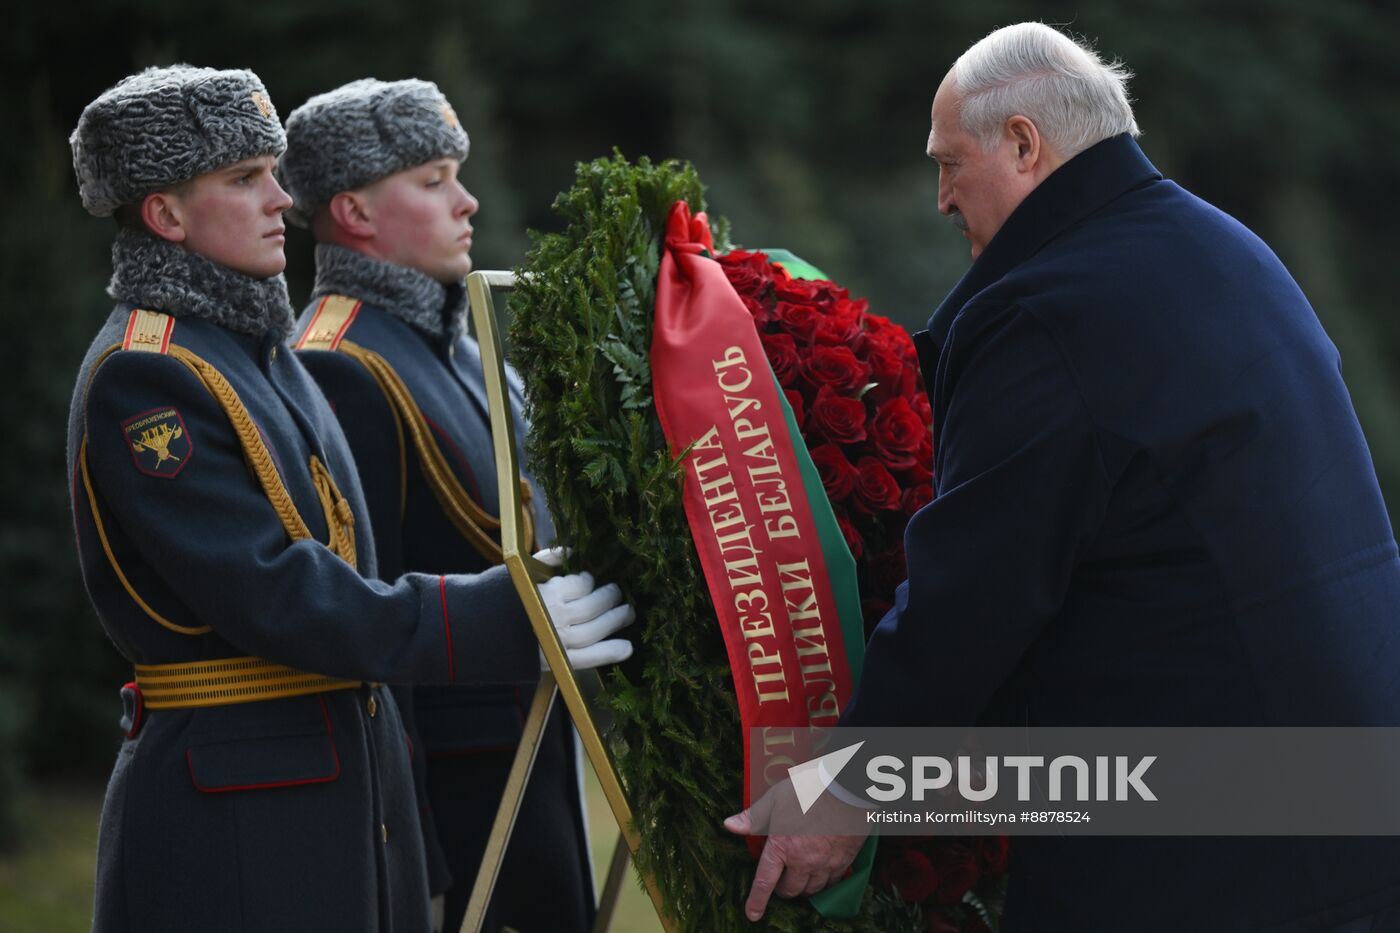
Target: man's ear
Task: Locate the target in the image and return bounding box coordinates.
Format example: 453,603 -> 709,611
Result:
140,191 -> 187,243
327,191 -> 375,240
1006,115 -> 1042,172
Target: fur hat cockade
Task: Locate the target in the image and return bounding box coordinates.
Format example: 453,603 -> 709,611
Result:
70,65 -> 286,218
279,78 -> 470,226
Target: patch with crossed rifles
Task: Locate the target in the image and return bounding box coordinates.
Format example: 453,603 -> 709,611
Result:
122,407 -> 192,478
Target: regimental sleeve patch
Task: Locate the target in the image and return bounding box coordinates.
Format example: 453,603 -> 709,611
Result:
122,407 -> 193,478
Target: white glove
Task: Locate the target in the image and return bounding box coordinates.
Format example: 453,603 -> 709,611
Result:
534,548 -> 635,670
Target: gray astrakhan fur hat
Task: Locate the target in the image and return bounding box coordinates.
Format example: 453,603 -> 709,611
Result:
70,65 -> 286,218
279,78 -> 470,226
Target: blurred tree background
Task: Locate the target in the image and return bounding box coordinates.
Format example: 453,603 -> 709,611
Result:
3,0 -> 1398,856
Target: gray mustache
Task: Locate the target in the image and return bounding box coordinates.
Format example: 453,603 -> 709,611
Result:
948,210 -> 969,232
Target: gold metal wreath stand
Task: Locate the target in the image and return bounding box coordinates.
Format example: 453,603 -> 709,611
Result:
458,270 -> 676,933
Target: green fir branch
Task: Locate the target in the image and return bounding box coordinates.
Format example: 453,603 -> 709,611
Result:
508,151 -> 882,931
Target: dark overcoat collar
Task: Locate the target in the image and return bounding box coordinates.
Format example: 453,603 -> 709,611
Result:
311,243 -> 469,341
917,133 -> 1162,363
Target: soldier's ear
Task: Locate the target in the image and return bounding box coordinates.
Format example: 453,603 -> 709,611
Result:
141,191 -> 188,243
328,191 -> 375,240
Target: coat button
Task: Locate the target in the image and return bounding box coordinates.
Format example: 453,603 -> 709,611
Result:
367,695 -> 378,717
381,823 -> 389,843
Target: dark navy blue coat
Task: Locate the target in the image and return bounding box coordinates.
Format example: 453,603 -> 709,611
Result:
68,304 -> 539,932
842,135 -> 1400,931
294,286 -> 592,933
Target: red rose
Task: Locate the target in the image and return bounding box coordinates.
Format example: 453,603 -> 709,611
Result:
892,327 -> 918,358
911,391 -> 933,427
809,443 -> 860,502
903,482 -> 934,516
783,388 -> 805,430
816,318 -> 860,348
871,397 -> 926,471
898,359 -> 920,399
930,843 -> 982,905
886,849 -> 940,903
809,385 -> 868,445
802,345 -> 872,395
759,331 -> 801,388
717,249 -> 774,298
904,458 -> 934,488
866,311 -> 916,347
774,276 -> 836,306
776,301 -> 823,343
864,344 -> 905,401
835,510 -> 864,560
854,456 -> 903,513
856,332 -> 901,369
835,296 -> 869,317
739,293 -> 774,327
860,312 -> 895,339
815,301 -> 866,347
977,835 -> 1010,876
920,432 -> 935,466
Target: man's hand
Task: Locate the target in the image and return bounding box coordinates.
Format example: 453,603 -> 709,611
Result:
534,548 -> 635,669
723,777 -> 869,922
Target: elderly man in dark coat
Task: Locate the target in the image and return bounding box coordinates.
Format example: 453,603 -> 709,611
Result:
730,22 -> 1400,932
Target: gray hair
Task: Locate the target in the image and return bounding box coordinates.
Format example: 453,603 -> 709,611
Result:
953,22 -> 1139,157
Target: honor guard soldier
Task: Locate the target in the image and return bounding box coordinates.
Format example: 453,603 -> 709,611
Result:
67,66 -> 632,931
279,79 -> 607,933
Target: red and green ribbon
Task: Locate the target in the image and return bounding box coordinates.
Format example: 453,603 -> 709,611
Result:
651,203 -> 872,917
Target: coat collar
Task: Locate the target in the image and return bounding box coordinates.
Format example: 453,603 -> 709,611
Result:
924,133 -> 1161,351
106,229 -> 296,341
311,243 -> 468,341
